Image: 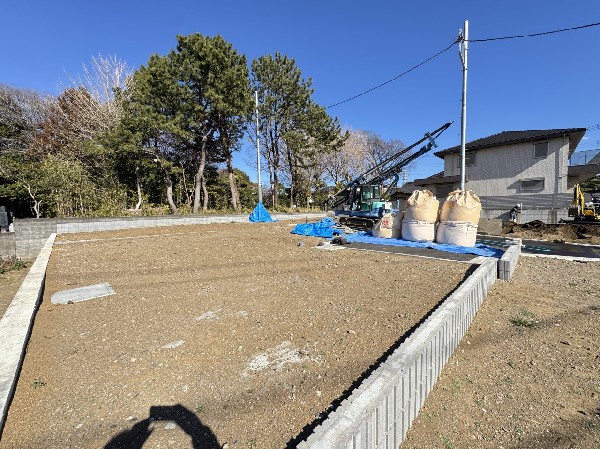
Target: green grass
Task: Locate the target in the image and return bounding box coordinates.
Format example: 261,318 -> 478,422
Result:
0,257 -> 27,275
439,434 -> 455,449
31,379 -> 46,389
510,309 -> 539,328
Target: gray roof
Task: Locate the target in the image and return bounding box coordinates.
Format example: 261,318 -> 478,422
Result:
434,128 -> 587,158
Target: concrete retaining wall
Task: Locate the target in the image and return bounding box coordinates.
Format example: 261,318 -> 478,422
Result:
0,234 -> 55,434
0,233 -> 16,259
298,258 -> 498,448
498,239 -> 521,281
4,213 -> 325,261
12,219 -> 58,261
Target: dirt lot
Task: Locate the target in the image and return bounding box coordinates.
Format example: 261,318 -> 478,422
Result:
1,221 -> 598,449
0,262 -> 29,318
402,257 -> 600,449
0,222 -> 471,449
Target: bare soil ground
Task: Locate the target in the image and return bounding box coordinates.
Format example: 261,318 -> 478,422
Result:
0,262 -> 29,318
2,222 -> 598,449
0,222 -> 471,449
402,257 -> 600,449
502,221 -> 600,245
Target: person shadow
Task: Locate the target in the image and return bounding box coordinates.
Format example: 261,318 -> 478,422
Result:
104,404 -> 220,449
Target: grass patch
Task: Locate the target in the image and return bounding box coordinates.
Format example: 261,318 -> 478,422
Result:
439,434 -> 455,449
0,257 -> 28,275
510,309 -> 539,328
31,379 -> 46,389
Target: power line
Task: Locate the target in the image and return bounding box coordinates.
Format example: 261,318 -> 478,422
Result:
469,21 -> 600,42
326,21 -> 600,109
326,39 -> 460,109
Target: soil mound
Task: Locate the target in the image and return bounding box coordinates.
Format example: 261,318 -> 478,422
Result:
502,221 -> 600,244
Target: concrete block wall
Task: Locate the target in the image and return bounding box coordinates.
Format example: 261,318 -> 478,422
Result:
13,219 -> 58,261
56,213 -> 324,234
0,234 -> 55,434
5,213 -> 326,261
0,233 -> 16,259
498,239 -> 521,281
298,258 -> 498,448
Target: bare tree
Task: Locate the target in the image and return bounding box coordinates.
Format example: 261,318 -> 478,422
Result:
0,84 -> 53,152
321,128 -> 369,185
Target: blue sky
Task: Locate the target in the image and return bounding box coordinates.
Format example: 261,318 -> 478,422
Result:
2,1 -> 599,182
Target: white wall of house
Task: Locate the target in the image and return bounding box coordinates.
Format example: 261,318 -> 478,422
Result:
442,136 -> 571,196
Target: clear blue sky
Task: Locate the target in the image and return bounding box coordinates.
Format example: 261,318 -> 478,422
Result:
2,1 -> 599,182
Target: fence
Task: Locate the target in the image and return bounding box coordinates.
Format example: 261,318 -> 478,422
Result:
478,193 -> 571,210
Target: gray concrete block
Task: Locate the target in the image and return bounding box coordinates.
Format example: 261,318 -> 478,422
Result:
0,233 -> 55,434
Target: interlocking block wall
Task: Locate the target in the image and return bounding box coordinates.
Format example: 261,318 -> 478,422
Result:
298,258 -> 498,448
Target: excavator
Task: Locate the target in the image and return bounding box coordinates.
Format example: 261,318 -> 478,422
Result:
568,184 -> 600,222
331,121 -> 452,229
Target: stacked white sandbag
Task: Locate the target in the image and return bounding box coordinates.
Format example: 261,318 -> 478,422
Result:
372,211 -> 403,238
436,190 -> 481,247
402,189 -> 439,242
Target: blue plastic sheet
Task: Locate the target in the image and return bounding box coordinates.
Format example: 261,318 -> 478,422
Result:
342,232 -> 503,257
291,217 -> 342,238
249,202 -> 276,222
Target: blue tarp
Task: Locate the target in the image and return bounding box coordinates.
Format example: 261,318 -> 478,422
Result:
342,232 -> 504,257
249,202 -> 276,222
289,218 -> 504,257
291,217 -> 342,238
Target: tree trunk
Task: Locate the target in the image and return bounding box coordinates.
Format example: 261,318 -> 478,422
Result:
33,200 -> 42,219
273,170 -> 280,208
163,170 -> 178,214
193,138 -> 207,214
225,151 -> 240,211
134,166 -> 143,210
286,148 -> 296,208
201,174 -> 209,211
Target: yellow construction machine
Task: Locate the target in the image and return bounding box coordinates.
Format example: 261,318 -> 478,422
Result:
568,184 -> 600,222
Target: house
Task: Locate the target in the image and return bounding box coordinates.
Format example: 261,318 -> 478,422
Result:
414,128 -> 600,215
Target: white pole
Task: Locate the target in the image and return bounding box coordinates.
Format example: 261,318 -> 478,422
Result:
459,20 -> 468,191
255,90 -> 263,204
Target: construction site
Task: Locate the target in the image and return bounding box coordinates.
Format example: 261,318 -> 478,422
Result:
1,117 -> 599,448
0,191 -> 598,449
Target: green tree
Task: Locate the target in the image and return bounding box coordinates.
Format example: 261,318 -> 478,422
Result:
251,53 -> 345,207
129,33 -> 252,214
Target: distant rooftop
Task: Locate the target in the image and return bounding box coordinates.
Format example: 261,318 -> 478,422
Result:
435,128 -> 587,158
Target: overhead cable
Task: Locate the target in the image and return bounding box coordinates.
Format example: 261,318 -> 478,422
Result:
326,39 -> 460,109
326,21 -> 600,109
469,21 -> 600,42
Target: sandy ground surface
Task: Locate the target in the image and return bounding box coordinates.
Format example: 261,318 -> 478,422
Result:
1,220 -> 598,448
402,256 -> 600,449
0,222 -> 471,449
0,264 -> 29,318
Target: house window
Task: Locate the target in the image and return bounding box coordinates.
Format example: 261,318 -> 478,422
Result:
455,152 -> 476,168
520,178 -> 545,192
534,142 -> 549,158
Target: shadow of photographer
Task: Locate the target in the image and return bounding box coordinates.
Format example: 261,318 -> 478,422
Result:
104,404 -> 220,449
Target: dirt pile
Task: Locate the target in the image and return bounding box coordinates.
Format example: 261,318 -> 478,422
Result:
502,221 -> 600,245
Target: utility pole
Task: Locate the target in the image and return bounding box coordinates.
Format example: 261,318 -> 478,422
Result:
255,91 -> 263,204
459,20 -> 468,191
